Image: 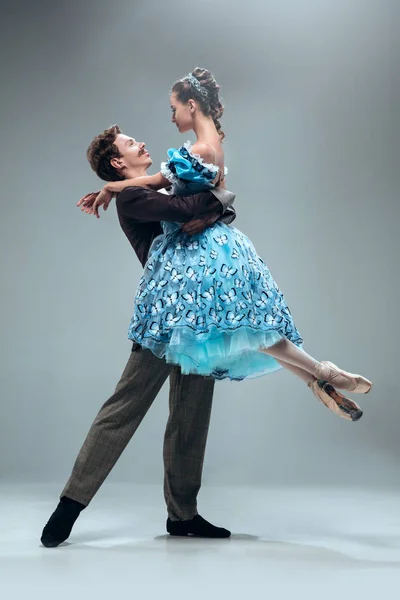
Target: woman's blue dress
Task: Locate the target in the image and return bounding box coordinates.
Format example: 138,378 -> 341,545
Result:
128,142 -> 303,381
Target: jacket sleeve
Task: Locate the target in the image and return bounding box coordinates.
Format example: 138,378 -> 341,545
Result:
116,186 -> 223,223
209,187 -> 236,225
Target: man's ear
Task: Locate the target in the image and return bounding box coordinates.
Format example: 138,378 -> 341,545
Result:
110,157 -> 124,170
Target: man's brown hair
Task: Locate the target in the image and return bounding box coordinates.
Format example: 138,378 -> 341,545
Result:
86,125 -> 125,181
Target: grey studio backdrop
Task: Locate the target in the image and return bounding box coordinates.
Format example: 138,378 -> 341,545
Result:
1,0 -> 399,491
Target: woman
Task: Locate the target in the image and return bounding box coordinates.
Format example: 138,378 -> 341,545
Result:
83,68 -> 372,421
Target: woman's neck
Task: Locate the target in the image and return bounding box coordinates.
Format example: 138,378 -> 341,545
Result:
192,115 -> 219,143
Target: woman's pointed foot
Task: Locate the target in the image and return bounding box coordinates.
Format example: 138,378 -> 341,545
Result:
309,379 -> 363,421
315,361 -> 372,394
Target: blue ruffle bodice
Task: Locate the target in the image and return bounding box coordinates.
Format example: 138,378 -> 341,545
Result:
161,141 -> 227,196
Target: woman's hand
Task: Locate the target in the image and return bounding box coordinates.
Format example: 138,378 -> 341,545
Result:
77,188 -> 114,218
91,187 -> 114,218
77,191 -> 100,214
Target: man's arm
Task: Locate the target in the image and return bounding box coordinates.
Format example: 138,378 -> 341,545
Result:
115,186 -> 230,224
210,188 -> 236,225
181,187 -> 236,234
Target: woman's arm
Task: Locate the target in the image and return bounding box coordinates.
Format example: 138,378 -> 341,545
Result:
191,142 -> 225,187
77,172 -> 171,219
105,172 -> 170,193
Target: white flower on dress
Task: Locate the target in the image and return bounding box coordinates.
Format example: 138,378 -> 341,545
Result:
226,311 -> 245,326
196,315 -> 205,328
135,289 -> 148,300
209,308 -> 222,323
219,289 -> 237,304
186,266 -> 199,282
214,234 -> 228,246
170,269 -> 183,283
164,292 -> 179,306
182,290 -> 197,304
261,279 -> 272,290
210,249 -> 218,260
136,303 -> 146,315
156,280 -> 168,291
201,286 -> 215,302
242,266 -> 250,281
176,302 -> 185,313
248,310 -> 261,327
150,299 -> 165,315
220,264 -> 238,279
149,322 -> 161,337
165,313 -> 181,327
196,300 -> 207,311
186,240 -> 199,251
147,279 -> 157,292
242,291 -> 253,302
264,314 -> 283,327
185,310 -> 196,325
234,278 -> 245,289
204,265 -> 217,277
255,291 -> 272,309
131,323 -> 143,335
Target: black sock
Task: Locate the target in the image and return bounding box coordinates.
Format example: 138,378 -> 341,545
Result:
167,514 -> 231,538
40,496 -> 85,548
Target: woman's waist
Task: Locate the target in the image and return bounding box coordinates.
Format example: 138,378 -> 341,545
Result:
171,181 -> 214,196
160,220 -> 234,235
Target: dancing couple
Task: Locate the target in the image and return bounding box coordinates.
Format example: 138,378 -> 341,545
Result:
41,68 -> 371,548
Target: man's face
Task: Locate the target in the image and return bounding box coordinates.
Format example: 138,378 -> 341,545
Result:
111,134 -> 152,174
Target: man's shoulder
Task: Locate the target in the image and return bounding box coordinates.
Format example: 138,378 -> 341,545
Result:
117,186 -> 172,204
117,186 -> 147,202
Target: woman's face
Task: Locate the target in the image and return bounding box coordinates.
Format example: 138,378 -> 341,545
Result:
170,93 -> 193,133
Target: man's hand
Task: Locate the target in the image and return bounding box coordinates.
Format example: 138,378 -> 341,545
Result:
182,211 -> 221,235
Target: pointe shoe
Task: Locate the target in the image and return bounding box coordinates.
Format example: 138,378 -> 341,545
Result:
308,379 -> 363,421
315,361 -> 372,394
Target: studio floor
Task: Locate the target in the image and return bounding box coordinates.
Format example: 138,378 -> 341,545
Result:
1,482 -> 400,598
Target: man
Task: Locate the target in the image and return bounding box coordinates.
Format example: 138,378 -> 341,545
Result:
40,126 -> 235,547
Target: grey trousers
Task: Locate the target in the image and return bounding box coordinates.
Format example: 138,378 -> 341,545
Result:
61,345 -> 215,521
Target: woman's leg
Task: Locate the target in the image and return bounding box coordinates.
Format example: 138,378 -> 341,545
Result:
261,339 -> 319,377
276,359 -> 315,385
275,352 -> 364,422
260,338 -> 372,393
